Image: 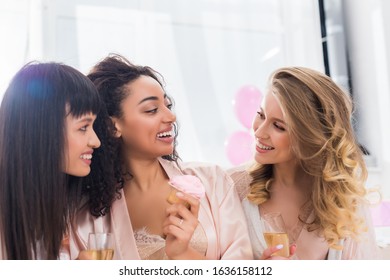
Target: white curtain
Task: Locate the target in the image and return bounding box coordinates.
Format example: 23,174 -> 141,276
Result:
0,0 -> 324,168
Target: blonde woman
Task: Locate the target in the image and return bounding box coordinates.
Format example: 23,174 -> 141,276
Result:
228,66 -> 378,259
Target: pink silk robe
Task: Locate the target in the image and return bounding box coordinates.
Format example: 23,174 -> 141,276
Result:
68,159 -> 253,260
227,163 -> 380,260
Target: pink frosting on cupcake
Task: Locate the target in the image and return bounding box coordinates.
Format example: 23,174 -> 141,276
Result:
169,175 -> 205,200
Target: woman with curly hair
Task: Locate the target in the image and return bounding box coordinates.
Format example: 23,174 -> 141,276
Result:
228,66 -> 378,259
69,54 -> 252,260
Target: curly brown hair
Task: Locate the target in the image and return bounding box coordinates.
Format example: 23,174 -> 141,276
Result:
83,54 -> 180,217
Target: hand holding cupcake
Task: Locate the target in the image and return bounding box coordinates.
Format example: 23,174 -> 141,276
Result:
167,175 -> 205,208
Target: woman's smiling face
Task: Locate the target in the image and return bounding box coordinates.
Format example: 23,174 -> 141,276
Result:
63,111 -> 100,176
112,75 -> 176,159
252,91 -> 294,165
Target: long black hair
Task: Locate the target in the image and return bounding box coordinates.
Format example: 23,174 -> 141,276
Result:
0,62 -> 100,259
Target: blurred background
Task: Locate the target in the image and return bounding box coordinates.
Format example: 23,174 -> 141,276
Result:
1,0 -> 389,248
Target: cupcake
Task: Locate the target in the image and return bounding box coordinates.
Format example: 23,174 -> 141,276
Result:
167,175 -> 205,208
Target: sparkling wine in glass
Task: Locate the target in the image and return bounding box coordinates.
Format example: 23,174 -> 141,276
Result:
87,232 -> 114,260
261,212 -> 290,257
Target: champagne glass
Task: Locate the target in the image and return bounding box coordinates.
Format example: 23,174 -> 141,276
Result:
261,212 -> 290,257
87,232 -> 115,260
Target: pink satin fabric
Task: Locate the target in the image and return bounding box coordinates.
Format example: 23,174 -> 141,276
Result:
68,158 -> 253,260
227,163 -> 380,260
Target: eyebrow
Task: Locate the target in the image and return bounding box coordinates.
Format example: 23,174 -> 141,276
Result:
75,116 -> 95,123
273,117 -> 286,124
138,93 -> 168,105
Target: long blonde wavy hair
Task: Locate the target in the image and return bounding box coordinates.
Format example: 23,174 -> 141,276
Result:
247,67 -> 368,248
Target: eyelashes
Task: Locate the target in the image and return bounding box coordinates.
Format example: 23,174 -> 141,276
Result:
274,123 -> 286,131
145,103 -> 173,114
256,111 -> 286,131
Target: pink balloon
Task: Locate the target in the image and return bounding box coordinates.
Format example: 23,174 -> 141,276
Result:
225,131 -> 254,166
234,85 -> 262,129
370,200 -> 390,226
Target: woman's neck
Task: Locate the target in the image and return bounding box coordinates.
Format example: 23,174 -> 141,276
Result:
271,162 -> 313,203
123,157 -> 167,192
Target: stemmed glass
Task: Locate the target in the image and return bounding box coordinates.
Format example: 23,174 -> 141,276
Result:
87,232 -> 115,260
261,212 -> 290,257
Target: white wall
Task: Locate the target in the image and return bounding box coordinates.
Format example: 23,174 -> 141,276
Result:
343,0 -> 390,199
0,0 -> 30,98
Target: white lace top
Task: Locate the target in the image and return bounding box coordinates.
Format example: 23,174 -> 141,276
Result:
134,224 -> 208,260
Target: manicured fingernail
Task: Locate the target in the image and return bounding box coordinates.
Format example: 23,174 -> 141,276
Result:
176,192 -> 184,197
276,244 -> 284,250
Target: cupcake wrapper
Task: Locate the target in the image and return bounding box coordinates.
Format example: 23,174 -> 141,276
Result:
166,189 -> 190,209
